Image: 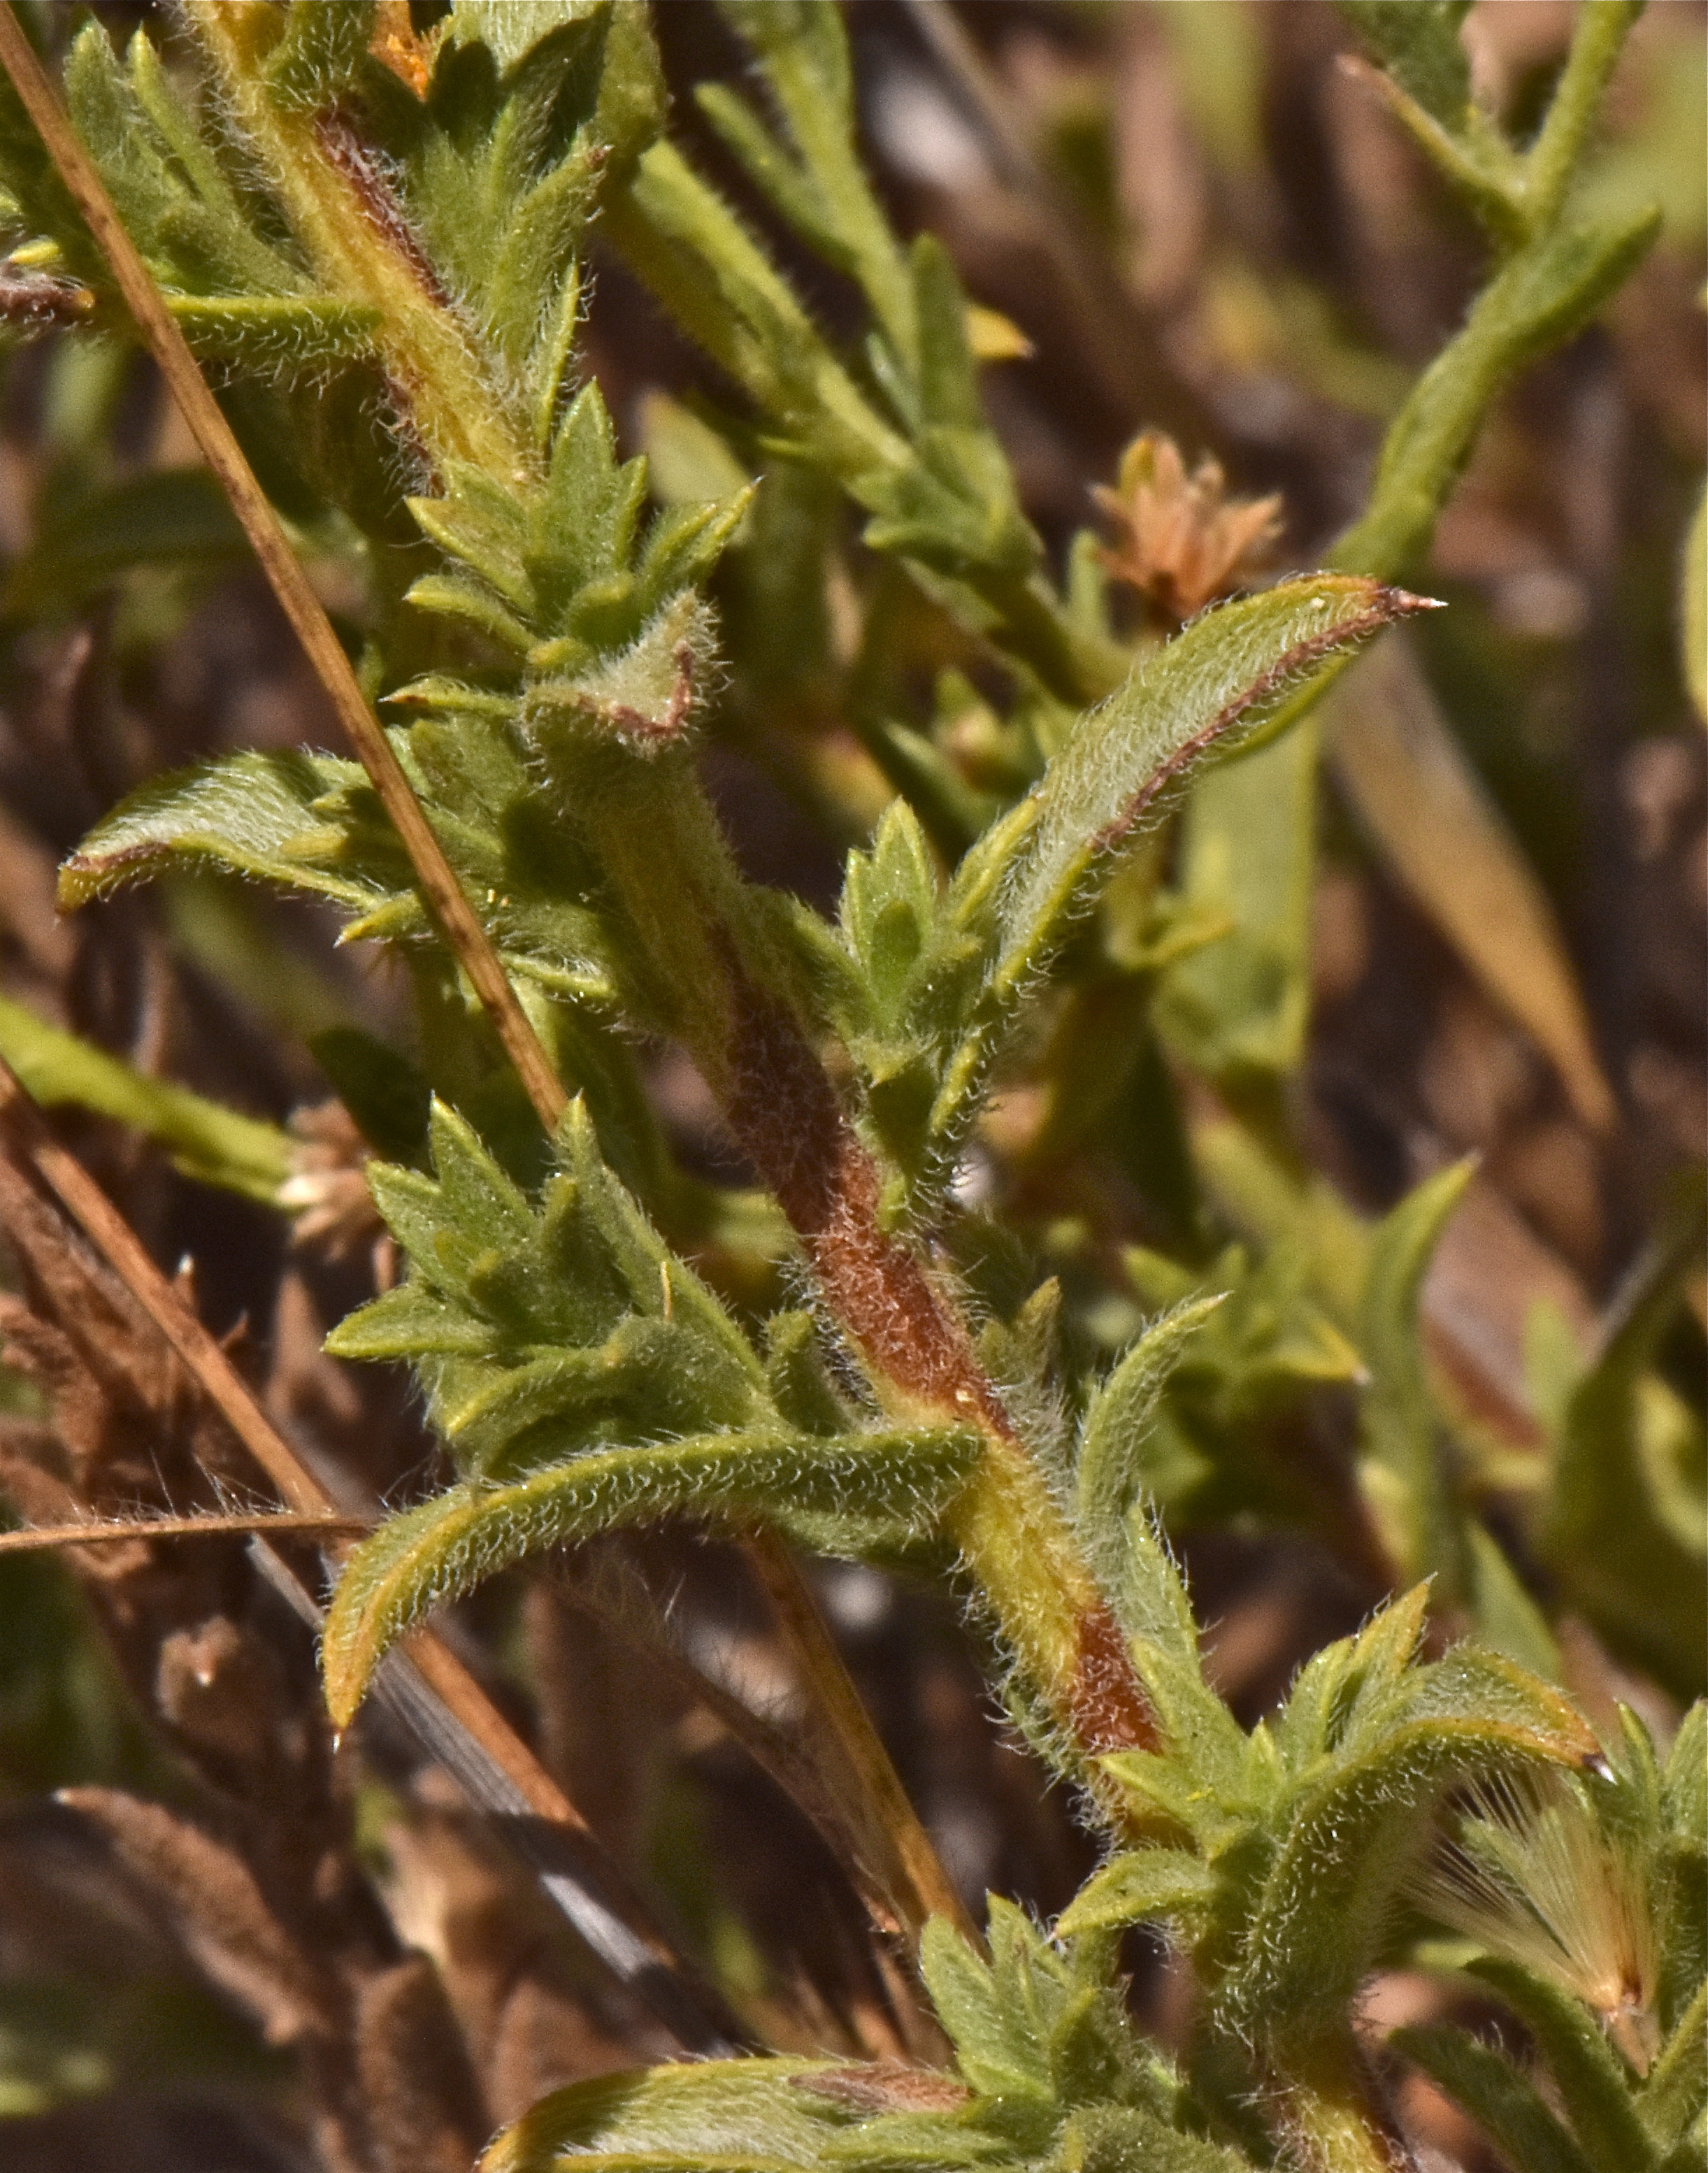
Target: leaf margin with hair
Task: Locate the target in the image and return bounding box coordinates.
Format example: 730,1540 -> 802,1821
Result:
322,1428 -> 982,1726
911,578 -> 1433,1192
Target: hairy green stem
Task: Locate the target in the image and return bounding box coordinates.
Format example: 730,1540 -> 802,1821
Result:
187,0 -> 535,483
571,743 -> 1161,1774
1272,2049 -> 1410,2173
115,1 -> 977,1958
177,0 -> 1154,1875
1521,0 -> 1646,233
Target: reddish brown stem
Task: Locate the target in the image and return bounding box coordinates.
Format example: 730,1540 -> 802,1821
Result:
721,959 -> 1160,1763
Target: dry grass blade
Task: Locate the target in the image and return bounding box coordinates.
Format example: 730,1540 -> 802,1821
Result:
0,1511 -> 372,1554
547,1557 -> 951,2059
1327,632 -> 1617,1133
0,1053 -> 330,1516
0,1051 -> 739,2055
0,0 -> 962,1969
743,1526 -> 978,1951
247,1542 -> 751,2060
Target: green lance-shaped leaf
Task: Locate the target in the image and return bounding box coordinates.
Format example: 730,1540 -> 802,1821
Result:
59,20 -> 384,380
1151,712 -> 1318,1084
703,0 -> 914,369
994,573 -> 1423,954
1227,1641 -> 1598,2044
1107,1512 -> 1204,1674
1394,2025 -> 1598,2173
1661,1700 -> 1706,1838
443,1 -> 608,80
916,1898 -> 1186,2158
1354,1157 -> 1474,1591
762,1312 -> 855,1439
838,798 -> 942,1035
1056,2107 -> 1251,2173
59,746 -> 623,1006
408,459 -> 537,619
1093,1521 -> 1259,1849
1270,1583 -> 1434,1774
920,1912 -> 1054,2107
1334,2 -> 1474,129
404,0 -> 643,441
1465,1957 -> 1656,2173
264,0 -> 378,113
1642,1982 -> 1707,2159
1542,1172 -> 1708,1703
59,750 -> 404,914
322,1428 -> 981,1726
1653,1702 -> 1707,2055
163,293 -> 382,371
66,25 -> 287,299
0,994 -> 290,1204
1074,1296 -> 1225,1595
399,381 -> 747,687
1055,1850 -> 1222,1941
479,2057 -> 870,2173
329,1098 -> 773,1475
919,578 -> 1432,1182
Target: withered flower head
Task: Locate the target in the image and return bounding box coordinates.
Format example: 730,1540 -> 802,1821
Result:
369,0 -> 434,96
279,1100 -> 385,1263
1409,1772 -> 1658,2073
1094,431 -> 1283,624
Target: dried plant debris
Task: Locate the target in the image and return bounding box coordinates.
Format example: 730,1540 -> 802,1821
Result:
0,3 -> 1697,2171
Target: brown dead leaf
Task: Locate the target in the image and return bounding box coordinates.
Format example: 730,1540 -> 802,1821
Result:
354,1955 -> 489,2173
57,1788 -> 333,2046
155,1614 -> 309,1781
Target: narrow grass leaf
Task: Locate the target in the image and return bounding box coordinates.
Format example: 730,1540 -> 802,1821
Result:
0,994 -> 289,1203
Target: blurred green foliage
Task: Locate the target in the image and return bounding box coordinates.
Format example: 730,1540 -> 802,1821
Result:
0,3 -> 1698,2169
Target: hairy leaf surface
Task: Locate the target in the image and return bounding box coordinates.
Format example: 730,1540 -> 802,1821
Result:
323,1428 -> 980,1726
914,579 -> 1431,1186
